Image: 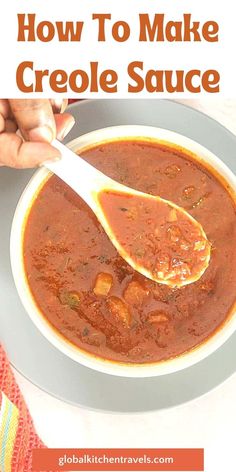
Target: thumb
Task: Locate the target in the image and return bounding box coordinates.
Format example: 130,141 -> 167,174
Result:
9,99 -> 56,143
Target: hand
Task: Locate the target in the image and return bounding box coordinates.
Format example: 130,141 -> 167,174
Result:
0,99 -> 75,168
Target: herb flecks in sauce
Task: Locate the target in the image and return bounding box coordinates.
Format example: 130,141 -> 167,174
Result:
23,140 -> 236,363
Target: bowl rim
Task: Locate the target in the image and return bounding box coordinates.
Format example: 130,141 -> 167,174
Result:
10,125 -> 236,378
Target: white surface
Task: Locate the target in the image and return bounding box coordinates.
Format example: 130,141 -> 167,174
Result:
13,99 -> 236,471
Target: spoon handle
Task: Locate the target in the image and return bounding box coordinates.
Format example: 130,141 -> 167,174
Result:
44,140 -> 110,209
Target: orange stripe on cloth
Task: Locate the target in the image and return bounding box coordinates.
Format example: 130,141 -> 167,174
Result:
0,346 -> 48,472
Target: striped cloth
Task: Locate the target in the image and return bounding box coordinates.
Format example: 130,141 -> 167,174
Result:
0,345 -> 45,471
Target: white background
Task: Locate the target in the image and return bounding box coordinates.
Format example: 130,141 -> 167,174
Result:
12,99 -> 236,472
0,0 -> 236,97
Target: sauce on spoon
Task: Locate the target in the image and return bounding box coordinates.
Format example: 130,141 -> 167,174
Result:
98,190 -> 211,287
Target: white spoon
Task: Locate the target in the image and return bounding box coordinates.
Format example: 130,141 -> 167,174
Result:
44,140 -> 211,288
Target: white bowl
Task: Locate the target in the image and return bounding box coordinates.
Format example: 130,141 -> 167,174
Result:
10,125 -> 236,377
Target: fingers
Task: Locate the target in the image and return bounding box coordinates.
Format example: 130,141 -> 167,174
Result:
0,99 -> 75,169
0,133 -> 61,169
9,99 -> 56,143
54,113 -> 75,141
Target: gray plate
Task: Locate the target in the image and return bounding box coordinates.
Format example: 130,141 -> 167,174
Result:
1,99 -> 236,413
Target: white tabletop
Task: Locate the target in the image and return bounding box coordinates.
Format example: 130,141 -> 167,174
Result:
13,100 -> 236,472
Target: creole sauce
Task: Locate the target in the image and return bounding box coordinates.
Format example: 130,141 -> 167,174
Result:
23,140 -> 236,363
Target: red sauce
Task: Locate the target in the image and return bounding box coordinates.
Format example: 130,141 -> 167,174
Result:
98,190 -> 210,286
23,140 -> 236,363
